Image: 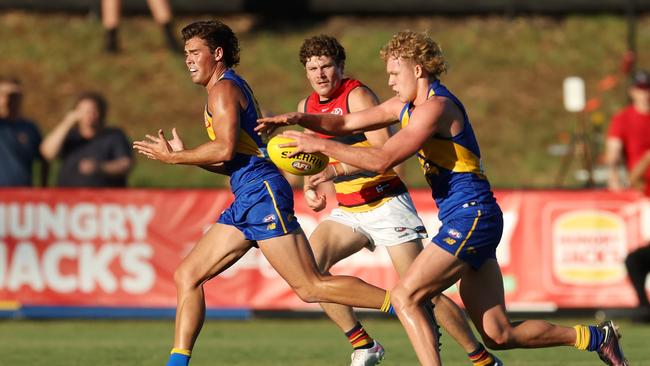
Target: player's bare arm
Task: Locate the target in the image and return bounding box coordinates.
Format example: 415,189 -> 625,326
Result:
305,86 -> 388,186
134,80 -> 242,166
334,85 -> 390,175
256,96 -> 402,136
282,98 -> 444,174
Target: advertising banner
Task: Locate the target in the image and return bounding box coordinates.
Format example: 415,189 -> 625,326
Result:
0,188 -> 647,316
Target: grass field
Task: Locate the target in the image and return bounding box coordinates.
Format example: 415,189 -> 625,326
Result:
2,12 -> 650,188
1,318 -> 648,365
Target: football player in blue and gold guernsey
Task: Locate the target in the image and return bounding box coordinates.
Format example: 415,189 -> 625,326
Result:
133,20 -> 396,366
257,30 -> 628,366
297,34 -> 502,366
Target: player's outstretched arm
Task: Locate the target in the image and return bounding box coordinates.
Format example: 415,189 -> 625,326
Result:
280,98 -> 443,174
257,96 -> 402,136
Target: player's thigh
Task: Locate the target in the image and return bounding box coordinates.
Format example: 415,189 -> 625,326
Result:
257,229 -> 321,288
395,244 -> 465,303
309,220 -> 369,271
386,239 -> 424,277
458,259 -> 509,336
177,222 -> 253,286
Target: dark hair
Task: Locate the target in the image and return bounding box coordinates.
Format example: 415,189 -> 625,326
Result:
181,20 -> 240,68
299,34 -> 346,71
76,91 -> 108,125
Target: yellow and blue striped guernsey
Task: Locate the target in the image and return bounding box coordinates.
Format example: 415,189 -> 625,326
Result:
203,69 -> 278,192
399,79 -> 496,221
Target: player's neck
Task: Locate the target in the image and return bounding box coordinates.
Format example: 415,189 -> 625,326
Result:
205,65 -> 230,91
413,77 -> 434,106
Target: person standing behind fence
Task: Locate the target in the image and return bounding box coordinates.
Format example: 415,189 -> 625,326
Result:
40,92 -> 133,187
0,76 -> 48,187
102,0 -> 181,53
605,69 -> 650,323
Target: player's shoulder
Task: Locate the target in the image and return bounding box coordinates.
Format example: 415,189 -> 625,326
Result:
349,84 -> 376,99
208,78 -> 245,103
408,96 -> 447,124
348,84 -> 380,112
297,97 -> 308,112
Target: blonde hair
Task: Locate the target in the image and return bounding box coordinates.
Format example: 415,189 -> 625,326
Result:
380,30 -> 447,78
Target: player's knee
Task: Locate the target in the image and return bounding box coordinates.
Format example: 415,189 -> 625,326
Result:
390,284 -> 418,313
290,280 -> 323,303
173,266 -> 198,291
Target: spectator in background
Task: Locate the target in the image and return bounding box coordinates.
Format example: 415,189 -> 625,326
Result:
40,92 -> 133,187
605,69 -> 650,323
102,0 -> 180,53
0,76 -> 48,187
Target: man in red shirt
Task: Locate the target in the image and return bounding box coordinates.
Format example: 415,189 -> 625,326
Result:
606,69 -> 650,322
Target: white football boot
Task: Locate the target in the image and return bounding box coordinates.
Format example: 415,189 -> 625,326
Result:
350,340 -> 385,366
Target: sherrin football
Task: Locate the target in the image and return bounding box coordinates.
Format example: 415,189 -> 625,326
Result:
267,135 -> 328,176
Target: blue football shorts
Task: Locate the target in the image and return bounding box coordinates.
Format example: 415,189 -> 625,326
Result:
218,174 -> 301,241
431,204 -> 503,269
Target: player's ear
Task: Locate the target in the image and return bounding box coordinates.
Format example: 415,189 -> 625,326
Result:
213,47 -> 224,62
414,64 -> 423,79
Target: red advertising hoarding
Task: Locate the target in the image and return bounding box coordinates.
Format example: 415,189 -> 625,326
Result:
0,188 -> 647,315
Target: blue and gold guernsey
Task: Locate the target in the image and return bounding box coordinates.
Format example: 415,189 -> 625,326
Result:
204,69 -> 279,192
206,70 -> 299,241
400,80 -> 503,268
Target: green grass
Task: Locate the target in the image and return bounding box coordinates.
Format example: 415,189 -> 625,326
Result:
2,12 -> 650,188
0,318 -> 648,365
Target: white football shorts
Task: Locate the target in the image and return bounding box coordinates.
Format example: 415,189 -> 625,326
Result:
324,192 -> 428,248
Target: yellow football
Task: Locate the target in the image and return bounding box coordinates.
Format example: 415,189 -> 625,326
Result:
267,135 -> 328,176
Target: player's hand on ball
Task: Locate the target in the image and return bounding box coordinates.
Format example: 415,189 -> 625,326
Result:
266,135 -> 328,176
280,130 -> 325,156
